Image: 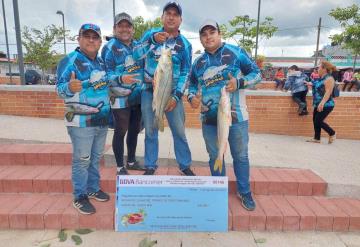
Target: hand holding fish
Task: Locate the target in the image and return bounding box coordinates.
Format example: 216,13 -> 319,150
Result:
120,74 -> 141,84
69,72 -> 82,93
225,73 -> 237,93
154,32 -> 169,44
165,97 -> 177,112
190,92 -> 201,109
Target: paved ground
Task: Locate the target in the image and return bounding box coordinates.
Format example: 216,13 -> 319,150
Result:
1,114 -> 359,198
1,114 -> 360,247
1,229 -> 360,247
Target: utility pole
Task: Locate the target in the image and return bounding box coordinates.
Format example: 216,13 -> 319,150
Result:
314,17 -> 322,67
13,0 -> 25,85
113,0 -> 115,24
1,0 -> 13,84
254,0 -> 261,60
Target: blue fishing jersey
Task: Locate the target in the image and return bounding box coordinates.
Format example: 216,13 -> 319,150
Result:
188,43 -> 261,125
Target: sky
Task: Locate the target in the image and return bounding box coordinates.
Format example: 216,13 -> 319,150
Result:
0,0 -> 359,58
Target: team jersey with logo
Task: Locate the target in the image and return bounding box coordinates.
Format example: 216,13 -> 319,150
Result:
56,48 -> 110,127
188,43 -> 261,125
133,27 -> 192,102
101,38 -> 144,108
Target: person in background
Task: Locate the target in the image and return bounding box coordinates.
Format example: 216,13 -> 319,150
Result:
306,61 -> 336,144
274,68 -> 285,90
310,67 -> 320,81
352,69 -> 360,92
101,12 -> 144,175
342,68 -> 354,91
284,65 -> 309,116
188,19 -> 261,211
56,24 -> 110,215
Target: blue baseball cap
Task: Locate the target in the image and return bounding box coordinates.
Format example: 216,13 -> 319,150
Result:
79,23 -> 101,37
163,1 -> 182,16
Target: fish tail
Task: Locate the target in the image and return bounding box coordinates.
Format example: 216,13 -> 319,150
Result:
110,96 -> 115,105
65,112 -> 75,122
154,115 -> 165,132
214,159 -> 223,173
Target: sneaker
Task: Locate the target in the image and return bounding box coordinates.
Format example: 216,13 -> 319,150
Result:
237,192 -> 256,211
73,195 -> 96,215
180,167 -> 196,176
117,166 -> 129,175
306,138 -> 320,143
143,168 -> 156,175
328,134 -> 336,144
87,190 -> 110,202
126,160 -> 146,171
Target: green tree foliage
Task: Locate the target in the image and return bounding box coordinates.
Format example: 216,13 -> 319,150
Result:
22,24 -> 70,73
221,16 -> 278,55
133,16 -> 162,40
329,4 -> 360,68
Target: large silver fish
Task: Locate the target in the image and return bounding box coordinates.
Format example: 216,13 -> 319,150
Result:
152,47 -> 173,132
214,87 -> 232,173
65,102 -> 104,122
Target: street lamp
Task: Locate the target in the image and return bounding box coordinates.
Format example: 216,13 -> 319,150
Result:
242,15 -> 249,45
56,10 -> 66,54
254,0 -> 261,60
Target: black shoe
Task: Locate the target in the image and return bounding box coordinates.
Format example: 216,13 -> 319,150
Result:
181,167 -> 196,176
87,190 -> 110,202
73,195 -> 96,215
117,166 -> 129,175
143,168 -> 156,175
299,110 -> 309,116
126,160 -> 146,171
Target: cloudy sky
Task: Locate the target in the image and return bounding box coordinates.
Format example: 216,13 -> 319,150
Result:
0,0 -> 359,58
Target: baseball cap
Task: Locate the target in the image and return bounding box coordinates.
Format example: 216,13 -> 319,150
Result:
79,23 -> 101,37
114,12 -> 133,26
199,19 -> 219,34
163,1 -> 182,16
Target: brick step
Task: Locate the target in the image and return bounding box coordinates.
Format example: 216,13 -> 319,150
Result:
0,165 -> 326,196
0,193 -> 359,231
0,144 -> 110,166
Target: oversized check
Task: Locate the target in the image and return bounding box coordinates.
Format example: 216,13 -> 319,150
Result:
115,175 -> 228,232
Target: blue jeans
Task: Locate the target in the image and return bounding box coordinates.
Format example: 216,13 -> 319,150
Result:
202,121 -> 250,194
141,89 -> 192,170
67,126 -> 108,200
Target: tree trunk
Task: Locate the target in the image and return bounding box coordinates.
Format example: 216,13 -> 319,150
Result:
353,54 -> 358,71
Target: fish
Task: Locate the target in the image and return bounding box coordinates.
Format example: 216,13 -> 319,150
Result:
65,101 -> 104,122
214,87 -> 232,174
109,84 -> 135,104
152,46 -> 173,132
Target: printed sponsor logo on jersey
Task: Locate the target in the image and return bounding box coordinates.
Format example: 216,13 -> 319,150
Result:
203,65 -> 228,87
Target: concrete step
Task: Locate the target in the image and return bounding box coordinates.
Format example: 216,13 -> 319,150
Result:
0,165 -> 326,196
0,193 -> 359,231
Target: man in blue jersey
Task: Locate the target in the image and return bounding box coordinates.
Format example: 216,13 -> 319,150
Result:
56,24 -> 110,215
133,2 -> 195,176
188,20 -> 261,211
102,12 -> 144,175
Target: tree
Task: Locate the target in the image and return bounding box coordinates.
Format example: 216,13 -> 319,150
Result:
329,4 -> 360,69
133,16 -> 162,40
22,25 -> 70,75
220,16 -> 278,56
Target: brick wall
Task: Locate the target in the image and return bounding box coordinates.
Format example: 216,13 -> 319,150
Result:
0,76 -> 21,85
1,85 -> 359,139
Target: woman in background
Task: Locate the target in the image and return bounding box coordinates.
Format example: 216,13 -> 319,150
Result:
306,61 -> 336,144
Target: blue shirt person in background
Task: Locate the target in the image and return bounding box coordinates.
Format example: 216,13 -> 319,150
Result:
133,2 -> 195,176
188,20 -> 261,211
101,12 -> 145,175
56,24 -> 110,215
306,61 -> 336,144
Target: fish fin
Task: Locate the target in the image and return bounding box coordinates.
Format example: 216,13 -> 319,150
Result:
214,159 -> 223,173
65,112 -> 75,122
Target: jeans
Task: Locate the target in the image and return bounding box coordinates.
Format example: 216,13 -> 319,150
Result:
112,105 -> 142,167
313,106 -> 335,140
67,126 -> 108,200
292,90 -> 308,113
202,120 -> 250,194
141,89 -> 192,170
